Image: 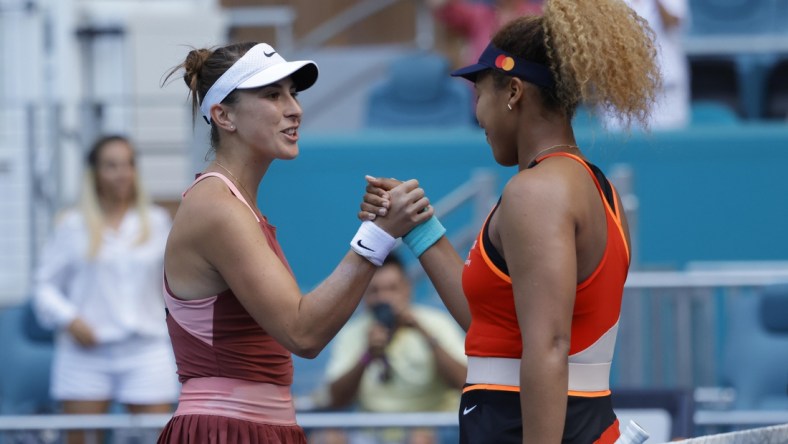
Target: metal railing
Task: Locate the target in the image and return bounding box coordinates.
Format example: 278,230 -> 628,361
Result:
3,268 -> 788,442
0,412 -> 458,432
2,408 -> 788,442
615,267 -> 788,389
0,412 -> 458,444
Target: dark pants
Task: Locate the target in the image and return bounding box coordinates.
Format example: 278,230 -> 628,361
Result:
458,387 -> 619,444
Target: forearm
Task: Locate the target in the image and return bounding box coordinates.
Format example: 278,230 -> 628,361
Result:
33,285 -> 77,330
418,237 -> 471,330
33,246 -> 78,330
328,356 -> 369,409
427,338 -> 467,389
520,349 -> 568,443
292,251 -> 378,356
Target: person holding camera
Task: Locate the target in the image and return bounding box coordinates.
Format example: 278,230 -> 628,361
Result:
312,254 -> 466,444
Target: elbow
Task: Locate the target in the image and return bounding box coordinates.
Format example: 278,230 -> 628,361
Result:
293,347 -> 321,360
551,334 -> 571,357
523,333 -> 571,362
288,335 -> 326,359
546,335 -> 572,366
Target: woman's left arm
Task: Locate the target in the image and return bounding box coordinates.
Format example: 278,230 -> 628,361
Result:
33,213 -> 81,331
498,171 -> 577,444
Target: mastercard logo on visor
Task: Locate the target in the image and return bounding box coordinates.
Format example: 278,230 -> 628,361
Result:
495,55 -> 515,71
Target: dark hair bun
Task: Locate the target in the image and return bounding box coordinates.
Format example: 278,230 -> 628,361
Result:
182,48 -> 213,92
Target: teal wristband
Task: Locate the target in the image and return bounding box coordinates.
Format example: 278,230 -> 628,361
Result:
403,216 -> 446,257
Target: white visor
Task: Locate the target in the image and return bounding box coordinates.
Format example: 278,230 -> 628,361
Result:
199,43 -> 319,123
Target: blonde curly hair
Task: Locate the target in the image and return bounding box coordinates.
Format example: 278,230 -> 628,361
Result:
492,0 -> 661,128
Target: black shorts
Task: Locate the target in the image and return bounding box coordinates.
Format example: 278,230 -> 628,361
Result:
458,386 -> 619,444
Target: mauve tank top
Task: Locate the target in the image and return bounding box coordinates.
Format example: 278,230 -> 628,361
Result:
163,172 -> 293,385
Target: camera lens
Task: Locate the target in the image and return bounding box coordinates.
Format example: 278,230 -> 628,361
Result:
371,303 -> 396,330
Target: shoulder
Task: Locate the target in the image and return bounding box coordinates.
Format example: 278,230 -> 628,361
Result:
176,177 -> 259,234
167,177 -> 267,268
501,168 -> 561,215
42,209 -> 84,249
53,208 -> 83,230
501,157 -> 587,213
497,158 -> 588,240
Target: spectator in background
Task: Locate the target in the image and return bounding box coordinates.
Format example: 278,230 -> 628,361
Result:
310,254 -> 466,444
607,0 -> 690,130
33,135 -> 178,444
430,0 -> 544,67
429,0 -> 543,121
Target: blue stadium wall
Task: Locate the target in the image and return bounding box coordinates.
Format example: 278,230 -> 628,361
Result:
259,123 -> 788,292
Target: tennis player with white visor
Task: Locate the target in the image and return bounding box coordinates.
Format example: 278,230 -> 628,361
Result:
158,42 -> 434,443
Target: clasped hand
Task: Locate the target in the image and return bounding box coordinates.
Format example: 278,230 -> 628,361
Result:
360,176 -> 429,237
358,176 -> 406,223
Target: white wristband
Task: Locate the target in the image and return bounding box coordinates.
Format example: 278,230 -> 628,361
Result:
350,221 -> 397,266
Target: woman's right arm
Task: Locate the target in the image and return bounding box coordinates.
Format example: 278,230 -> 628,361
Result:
184,180 -> 432,359
361,177 -> 471,330
415,238 -> 470,330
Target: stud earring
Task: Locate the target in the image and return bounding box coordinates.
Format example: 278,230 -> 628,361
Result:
507,104 -> 512,111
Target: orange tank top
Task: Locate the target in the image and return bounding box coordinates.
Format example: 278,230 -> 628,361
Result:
461,153 -> 630,361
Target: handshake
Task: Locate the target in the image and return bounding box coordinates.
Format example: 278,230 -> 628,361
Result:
350,176 -> 445,266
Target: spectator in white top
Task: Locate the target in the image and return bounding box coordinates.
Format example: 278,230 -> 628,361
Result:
33,135 -> 178,444
605,0 -> 690,130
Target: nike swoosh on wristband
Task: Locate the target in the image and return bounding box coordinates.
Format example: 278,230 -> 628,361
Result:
264,50 -> 277,57
356,239 -> 375,252
463,405 -> 477,415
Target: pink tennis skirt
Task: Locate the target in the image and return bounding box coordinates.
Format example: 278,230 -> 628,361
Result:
157,414 -> 306,444
157,377 -> 306,444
